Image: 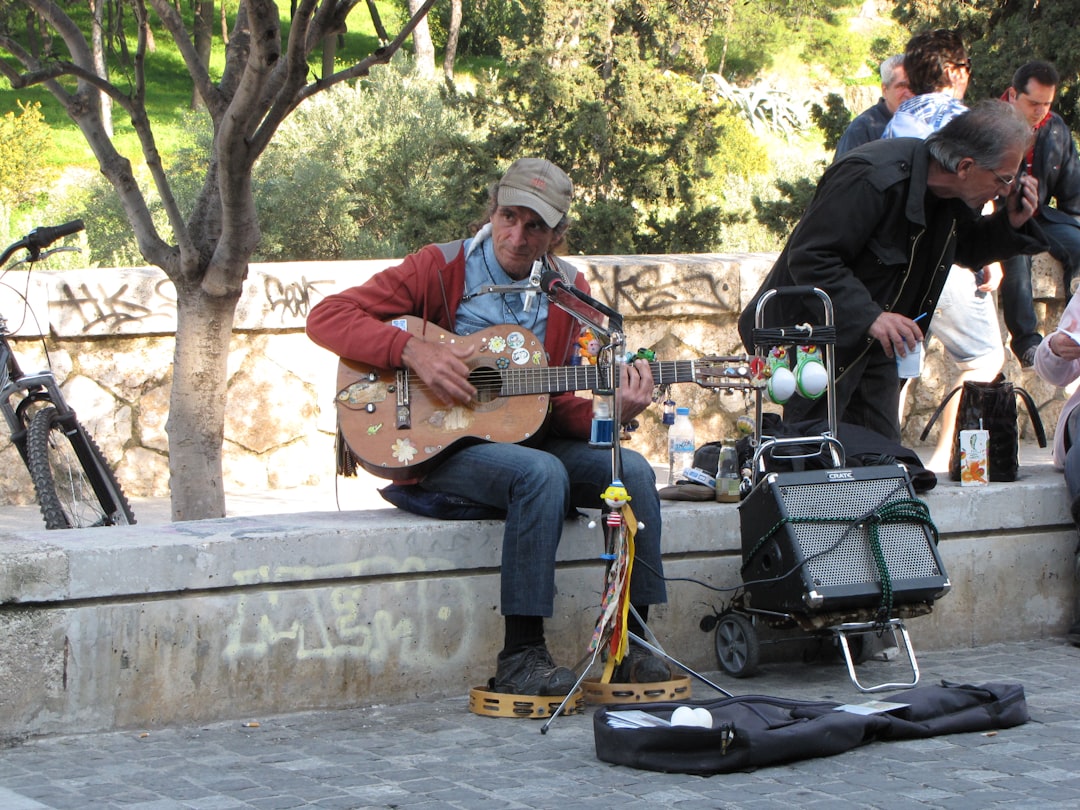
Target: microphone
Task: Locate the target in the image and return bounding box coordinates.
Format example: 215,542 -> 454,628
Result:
539,261 -> 624,335
539,266 -> 565,295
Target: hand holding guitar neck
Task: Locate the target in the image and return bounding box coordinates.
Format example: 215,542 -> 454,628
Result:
618,359 -> 656,421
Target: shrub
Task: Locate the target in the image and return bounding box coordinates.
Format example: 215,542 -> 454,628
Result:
252,55 -> 485,260
0,101 -> 55,238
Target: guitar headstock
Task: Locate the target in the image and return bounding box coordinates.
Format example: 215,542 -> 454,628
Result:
691,354 -> 765,391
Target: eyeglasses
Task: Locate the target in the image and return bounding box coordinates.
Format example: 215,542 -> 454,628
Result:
948,59 -> 972,72
988,167 -> 1017,188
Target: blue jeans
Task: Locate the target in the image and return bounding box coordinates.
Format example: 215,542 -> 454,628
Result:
1002,219 -> 1080,358
420,438 -> 667,617
1001,253 -> 1042,358
928,266 -> 1003,370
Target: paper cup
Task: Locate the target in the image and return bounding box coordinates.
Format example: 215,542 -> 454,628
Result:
896,342 -> 923,379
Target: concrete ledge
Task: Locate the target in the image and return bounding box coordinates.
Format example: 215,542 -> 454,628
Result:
1,460 -> 1076,738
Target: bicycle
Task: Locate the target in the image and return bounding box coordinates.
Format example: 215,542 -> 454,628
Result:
1,221 -> 135,529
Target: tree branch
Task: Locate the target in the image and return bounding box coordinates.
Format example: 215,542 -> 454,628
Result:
148,0 -> 225,118
11,1 -> 176,271
297,0 -> 438,101
246,0 -> 360,157
129,0 -> 193,262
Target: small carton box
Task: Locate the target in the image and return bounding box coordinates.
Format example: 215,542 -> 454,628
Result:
959,429 -> 989,486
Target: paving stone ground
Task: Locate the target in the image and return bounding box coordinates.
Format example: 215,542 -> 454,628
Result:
1,639 -> 1078,809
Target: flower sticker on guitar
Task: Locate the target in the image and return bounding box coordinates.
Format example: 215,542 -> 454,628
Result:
391,437 -> 419,464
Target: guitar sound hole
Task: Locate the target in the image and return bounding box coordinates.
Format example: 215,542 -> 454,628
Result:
469,365 -> 504,405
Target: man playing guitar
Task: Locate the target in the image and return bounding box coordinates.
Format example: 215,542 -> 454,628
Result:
306,158 -> 670,697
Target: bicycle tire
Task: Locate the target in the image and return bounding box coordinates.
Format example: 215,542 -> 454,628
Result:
26,405 -> 136,529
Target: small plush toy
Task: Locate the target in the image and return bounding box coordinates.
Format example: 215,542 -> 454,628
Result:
577,328 -> 601,364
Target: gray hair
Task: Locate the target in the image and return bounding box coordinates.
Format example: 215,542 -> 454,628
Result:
926,100 -> 1033,173
880,54 -> 905,87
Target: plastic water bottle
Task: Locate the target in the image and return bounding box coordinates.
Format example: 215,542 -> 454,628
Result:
667,407 -> 695,485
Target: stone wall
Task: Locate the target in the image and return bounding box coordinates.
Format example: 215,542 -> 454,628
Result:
1,254 -> 1071,505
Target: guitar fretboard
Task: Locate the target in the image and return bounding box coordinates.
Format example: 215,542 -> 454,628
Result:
496,360 -> 700,397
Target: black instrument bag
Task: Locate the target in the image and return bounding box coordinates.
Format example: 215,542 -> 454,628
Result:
593,680 -> 1027,774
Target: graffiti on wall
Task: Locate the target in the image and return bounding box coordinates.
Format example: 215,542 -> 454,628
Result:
262,275 -> 331,322
223,555 -> 478,672
588,264 -> 739,316
56,278 -> 177,332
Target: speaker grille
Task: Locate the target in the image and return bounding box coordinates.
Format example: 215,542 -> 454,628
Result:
778,477 -> 942,588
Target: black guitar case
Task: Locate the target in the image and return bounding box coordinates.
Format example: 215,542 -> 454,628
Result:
593,680 -> 1028,775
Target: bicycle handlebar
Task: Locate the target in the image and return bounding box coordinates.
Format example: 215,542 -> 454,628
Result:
0,220 -> 85,267
29,220 -> 85,249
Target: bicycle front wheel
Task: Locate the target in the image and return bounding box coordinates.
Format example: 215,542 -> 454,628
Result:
26,406 -> 136,529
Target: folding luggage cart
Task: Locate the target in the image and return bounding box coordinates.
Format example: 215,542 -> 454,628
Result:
713,287 -> 951,693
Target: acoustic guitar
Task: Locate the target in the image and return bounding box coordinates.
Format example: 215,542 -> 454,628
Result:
335,315 -> 741,480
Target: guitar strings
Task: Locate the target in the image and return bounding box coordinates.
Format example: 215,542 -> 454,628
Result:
387,360 -> 697,397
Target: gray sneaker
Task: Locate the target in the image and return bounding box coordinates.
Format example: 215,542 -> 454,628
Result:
490,644 -> 577,695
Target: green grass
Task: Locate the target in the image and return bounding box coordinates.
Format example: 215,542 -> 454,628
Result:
0,1 -> 411,170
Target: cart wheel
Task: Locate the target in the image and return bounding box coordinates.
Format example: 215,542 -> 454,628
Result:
714,612 -> 760,678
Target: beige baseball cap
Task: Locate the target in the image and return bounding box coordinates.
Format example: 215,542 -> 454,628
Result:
497,158 -> 573,228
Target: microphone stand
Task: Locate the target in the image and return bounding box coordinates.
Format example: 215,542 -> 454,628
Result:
531,258 -> 731,734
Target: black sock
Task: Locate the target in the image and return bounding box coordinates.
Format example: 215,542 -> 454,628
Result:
502,615 -> 544,656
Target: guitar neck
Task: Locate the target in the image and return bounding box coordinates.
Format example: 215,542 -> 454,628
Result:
502,360 -> 699,396
649,360 -> 700,387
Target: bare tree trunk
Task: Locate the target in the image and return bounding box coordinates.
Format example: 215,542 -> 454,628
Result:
321,33 -> 336,79
407,0 -> 435,79
442,0 -> 460,82
718,0 -> 733,76
89,0 -> 113,136
166,286 -> 242,520
192,0 -> 213,109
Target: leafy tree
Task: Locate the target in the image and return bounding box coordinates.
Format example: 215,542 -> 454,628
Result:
893,0 -> 1080,128
0,0 -> 438,521
708,0 -> 869,80
810,91 -> 851,152
753,173 -> 821,240
467,0 -> 766,255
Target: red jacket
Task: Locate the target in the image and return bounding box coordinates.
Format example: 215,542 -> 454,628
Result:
306,239 -> 594,439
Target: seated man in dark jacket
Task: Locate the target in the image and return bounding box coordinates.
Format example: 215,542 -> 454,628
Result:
999,60 -> 1080,367
738,100 -> 1048,443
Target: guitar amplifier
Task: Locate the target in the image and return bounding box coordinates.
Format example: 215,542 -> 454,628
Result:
738,465 -> 950,616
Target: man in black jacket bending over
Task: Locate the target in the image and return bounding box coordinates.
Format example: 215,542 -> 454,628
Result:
738,100 -> 1047,443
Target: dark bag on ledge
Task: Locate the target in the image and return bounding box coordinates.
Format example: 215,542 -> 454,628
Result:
920,374 -> 1046,482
